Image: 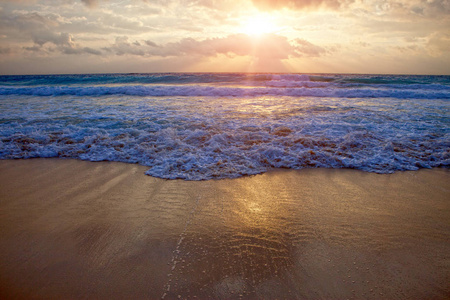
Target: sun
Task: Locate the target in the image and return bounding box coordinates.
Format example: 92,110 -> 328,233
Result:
242,14 -> 278,36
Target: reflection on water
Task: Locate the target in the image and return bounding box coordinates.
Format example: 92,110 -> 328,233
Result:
161,176 -> 298,299
160,169 -> 450,299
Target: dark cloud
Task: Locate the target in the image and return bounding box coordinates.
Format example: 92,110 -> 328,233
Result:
81,0 -> 98,8
412,0 -> 450,17
423,0 -> 450,13
0,47 -> 13,54
145,40 -> 159,47
83,47 -> 102,55
62,46 -> 102,55
23,45 -> 42,52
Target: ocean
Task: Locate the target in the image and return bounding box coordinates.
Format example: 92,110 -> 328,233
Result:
0,73 -> 449,180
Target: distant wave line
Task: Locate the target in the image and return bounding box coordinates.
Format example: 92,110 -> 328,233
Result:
1,85 -> 449,99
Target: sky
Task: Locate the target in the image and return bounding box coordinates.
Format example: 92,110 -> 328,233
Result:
0,0 -> 449,75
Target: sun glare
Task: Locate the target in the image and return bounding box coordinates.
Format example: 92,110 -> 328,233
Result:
242,14 -> 278,36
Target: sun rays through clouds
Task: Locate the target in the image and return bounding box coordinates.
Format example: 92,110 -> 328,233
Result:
0,0 -> 448,74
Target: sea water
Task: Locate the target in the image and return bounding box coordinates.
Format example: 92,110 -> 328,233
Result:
0,73 -> 449,180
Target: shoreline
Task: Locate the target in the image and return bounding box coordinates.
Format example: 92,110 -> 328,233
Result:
2,157 -> 448,180
0,158 -> 449,299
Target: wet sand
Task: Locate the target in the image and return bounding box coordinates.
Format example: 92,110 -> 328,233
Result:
0,159 -> 449,299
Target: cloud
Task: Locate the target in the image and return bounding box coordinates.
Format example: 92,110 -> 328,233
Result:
0,8 -> 107,56
0,47 -> 13,54
294,39 -> 328,57
426,32 -> 450,57
81,0 -> 99,8
0,0 -> 448,74
421,0 -> 450,15
32,32 -> 74,47
1,11 -> 59,32
348,0 -> 450,19
23,45 -> 42,52
62,46 -> 102,55
103,36 -> 146,56
162,34 -> 328,59
145,40 -> 159,47
101,33 -> 327,61
251,0 -> 351,10
0,0 -> 38,3
0,10 -> 67,48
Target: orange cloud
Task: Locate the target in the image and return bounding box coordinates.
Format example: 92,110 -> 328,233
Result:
251,0 -> 349,10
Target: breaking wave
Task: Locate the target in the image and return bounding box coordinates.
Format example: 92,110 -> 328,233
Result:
1,73 -> 449,180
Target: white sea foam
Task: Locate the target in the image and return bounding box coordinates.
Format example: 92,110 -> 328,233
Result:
0,84 -> 449,99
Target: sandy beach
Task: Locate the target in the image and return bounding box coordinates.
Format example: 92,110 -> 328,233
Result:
0,159 -> 449,299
